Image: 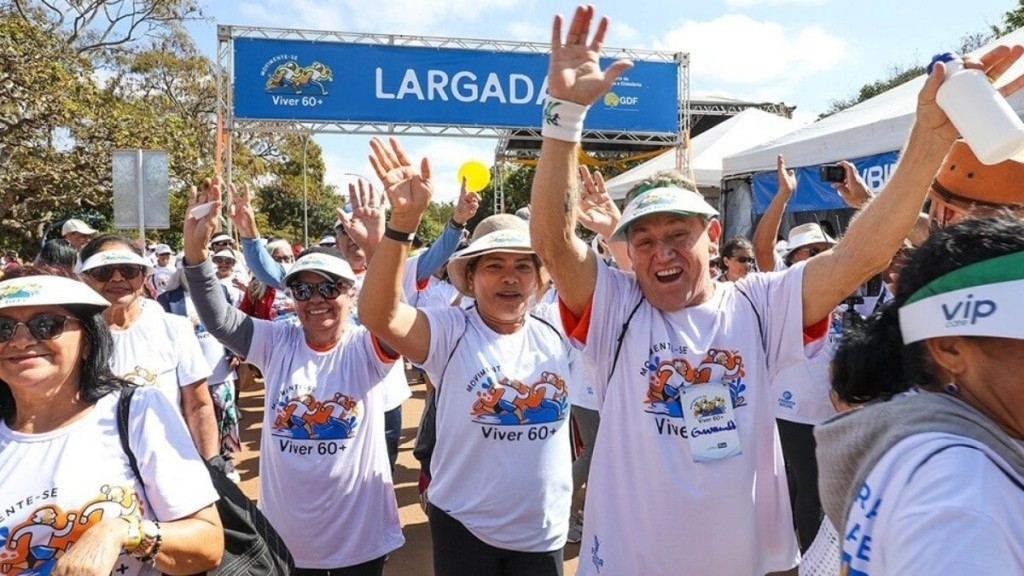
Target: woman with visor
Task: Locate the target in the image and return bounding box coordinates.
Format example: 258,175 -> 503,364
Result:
182,180 -> 403,575
77,235 -> 219,461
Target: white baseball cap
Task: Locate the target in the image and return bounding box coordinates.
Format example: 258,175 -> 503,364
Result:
318,235 -> 337,246
154,244 -> 173,256
61,219 -> 97,236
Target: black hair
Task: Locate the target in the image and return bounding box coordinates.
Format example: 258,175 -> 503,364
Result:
34,239 -> 78,271
80,234 -> 142,263
0,266 -> 129,422
831,216 -> 1024,405
719,236 -> 753,273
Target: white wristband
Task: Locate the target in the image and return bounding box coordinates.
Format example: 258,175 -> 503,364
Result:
541,97 -> 588,143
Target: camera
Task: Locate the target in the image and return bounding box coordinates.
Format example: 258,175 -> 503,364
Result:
819,164 -> 846,183
842,274 -> 886,330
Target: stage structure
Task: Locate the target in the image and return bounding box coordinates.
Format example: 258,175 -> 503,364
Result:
216,25 -> 688,215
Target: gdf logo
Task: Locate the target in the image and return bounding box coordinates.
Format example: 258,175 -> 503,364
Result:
603,92 -> 639,107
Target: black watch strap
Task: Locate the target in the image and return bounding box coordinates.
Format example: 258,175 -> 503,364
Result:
384,226 -> 416,243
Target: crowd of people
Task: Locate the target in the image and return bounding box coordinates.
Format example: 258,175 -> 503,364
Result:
2,5 -> 1024,576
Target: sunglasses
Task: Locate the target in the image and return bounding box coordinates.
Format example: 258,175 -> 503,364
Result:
273,255 -> 295,263
0,314 -> 80,343
213,257 -> 236,265
288,280 -> 348,302
730,256 -> 756,264
84,264 -> 145,282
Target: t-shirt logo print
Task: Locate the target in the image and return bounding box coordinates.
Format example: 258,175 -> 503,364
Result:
273,392 -> 360,440
471,371 -> 569,425
0,484 -> 143,574
644,349 -> 747,418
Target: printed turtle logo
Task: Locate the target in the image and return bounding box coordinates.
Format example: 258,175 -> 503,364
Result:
265,60 -> 333,95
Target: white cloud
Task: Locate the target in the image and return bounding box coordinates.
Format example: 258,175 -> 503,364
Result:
653,14 -> 847,86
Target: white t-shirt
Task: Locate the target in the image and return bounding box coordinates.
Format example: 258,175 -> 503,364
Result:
151,264 -> 176,296
774,288 -> 890,425
568,262 -> 805,576
184,295 -> 237,385
0,388 -> 217,576
842,433 -> 1024,574
351,269 -> 410,411
109,299 -> 212,408
420,304 -> 573,553
244,320 -> 404,569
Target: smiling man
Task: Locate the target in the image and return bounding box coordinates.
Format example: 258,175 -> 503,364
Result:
528,6 -> 986,575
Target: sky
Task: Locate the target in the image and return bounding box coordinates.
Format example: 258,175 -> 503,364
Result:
190,0 -> 1016,205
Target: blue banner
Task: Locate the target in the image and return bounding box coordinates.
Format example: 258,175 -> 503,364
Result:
232,38 -> 679,134
751,151 -> 901,213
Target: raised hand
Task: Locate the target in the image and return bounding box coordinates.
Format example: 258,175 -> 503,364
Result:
453,178 -> 481,226
776,154 -> 796,199
184,178 -> 224,264
917,44 -> 1024,142
227,182 -> 259,238
576,166 -> 621,237
548,5 -> 633,106
833,161 -> 873,209
337,178 -> 385,253
368,137 -> 432,229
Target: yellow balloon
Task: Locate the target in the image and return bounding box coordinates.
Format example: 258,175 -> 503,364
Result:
457,160 -> 491,193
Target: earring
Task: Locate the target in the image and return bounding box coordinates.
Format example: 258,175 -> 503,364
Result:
943,381 -> 960,395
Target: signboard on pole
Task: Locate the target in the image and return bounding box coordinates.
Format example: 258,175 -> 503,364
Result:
232,38 -> 679,134
112,149 -> 170,230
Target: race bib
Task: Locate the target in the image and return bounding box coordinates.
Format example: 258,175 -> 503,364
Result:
679,381 -> 742,462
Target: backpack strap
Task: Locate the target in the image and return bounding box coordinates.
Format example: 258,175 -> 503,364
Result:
733,285 -> 767,351
608,297 -> 645,381
116,386 -> 148,499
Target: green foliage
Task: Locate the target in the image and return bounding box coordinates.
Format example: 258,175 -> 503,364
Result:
992,0 -> 1024,37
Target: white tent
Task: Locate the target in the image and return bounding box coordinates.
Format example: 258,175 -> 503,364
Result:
722,27 -> 1024,178
605,108 -> 802,201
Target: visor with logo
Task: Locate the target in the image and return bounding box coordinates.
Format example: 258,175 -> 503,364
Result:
899,251 -> 1024,343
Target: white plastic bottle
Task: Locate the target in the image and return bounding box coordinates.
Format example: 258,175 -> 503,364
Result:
931,53 -> 1024,165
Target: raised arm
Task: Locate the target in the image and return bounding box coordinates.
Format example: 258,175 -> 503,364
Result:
415,182 -> 478,281
337,179 -> 386,263
751,154 -> 794,272
576,166 -> 632,271
358,137 -> 433,364
228,183 -> 285,288
801,44 -> 1024,326
530,6 -> 632,317
183,179 -> 255,356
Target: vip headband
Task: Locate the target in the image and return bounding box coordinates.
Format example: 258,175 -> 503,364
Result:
899,251 -> 1024,343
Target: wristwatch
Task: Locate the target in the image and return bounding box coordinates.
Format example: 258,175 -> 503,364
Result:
121,515 -> 143,553
133,519 -> 162,562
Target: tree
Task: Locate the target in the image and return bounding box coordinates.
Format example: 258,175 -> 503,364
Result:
822,32 -> 994,117
992,0 -> 1024,37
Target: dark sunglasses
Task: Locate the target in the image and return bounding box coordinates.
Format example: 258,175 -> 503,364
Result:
731,256 -> 756,264
288,280 -> 348,302
0,314 -> 80,343
84,264 -> 145,282
273,254 -> 295,263
806,247 -> 823,257
213,257 -> 236,265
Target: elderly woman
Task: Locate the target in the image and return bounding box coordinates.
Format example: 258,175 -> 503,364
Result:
77,235 -> 218,461
359,138 -> 572,576
0,267 -> 222,575
817,215 -> 1024,574
182,180 -> 403,575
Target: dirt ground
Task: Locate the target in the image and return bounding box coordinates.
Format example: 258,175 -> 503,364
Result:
233,370 -> 582,575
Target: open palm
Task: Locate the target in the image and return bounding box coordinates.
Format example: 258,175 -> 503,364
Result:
368,137 -> 432,223
576,166 -> 621,237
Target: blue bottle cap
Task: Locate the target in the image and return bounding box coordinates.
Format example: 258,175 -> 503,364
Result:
927,52 -> 959,75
